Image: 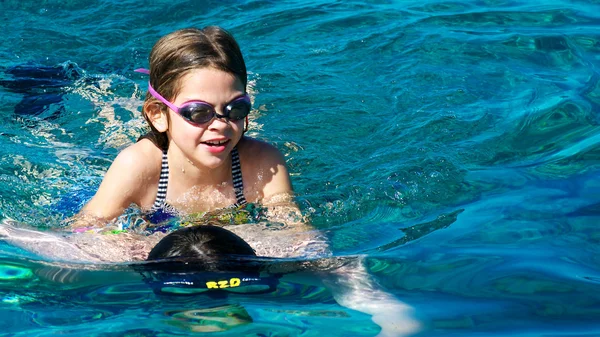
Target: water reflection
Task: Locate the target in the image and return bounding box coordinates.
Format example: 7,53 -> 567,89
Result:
165,304 -> 253,333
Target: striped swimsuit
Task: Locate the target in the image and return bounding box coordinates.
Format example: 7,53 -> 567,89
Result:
146,147 -> 247,224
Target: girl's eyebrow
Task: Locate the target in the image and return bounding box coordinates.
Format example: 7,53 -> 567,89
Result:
179,98 -> 211,105
179,94 -> 246,106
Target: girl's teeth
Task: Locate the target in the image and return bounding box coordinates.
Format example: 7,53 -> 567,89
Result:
206,140 -> 227,145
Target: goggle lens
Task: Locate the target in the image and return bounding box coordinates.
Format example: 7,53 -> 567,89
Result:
179,96 -> 251,125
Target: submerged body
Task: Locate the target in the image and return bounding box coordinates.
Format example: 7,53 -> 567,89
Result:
0,218 -> 327,263
0,220 -> 420,336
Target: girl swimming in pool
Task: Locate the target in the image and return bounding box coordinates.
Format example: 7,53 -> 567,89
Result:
39,26 -> 420,336
75,26 -> 301,229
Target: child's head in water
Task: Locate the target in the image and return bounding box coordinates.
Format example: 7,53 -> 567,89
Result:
147,225 -> 255,260
146,227 -> 257,329
143,226 -> 279,295
140,26 -> 249,158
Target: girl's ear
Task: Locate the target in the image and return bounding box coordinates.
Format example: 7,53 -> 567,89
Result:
145,102 -> 169,132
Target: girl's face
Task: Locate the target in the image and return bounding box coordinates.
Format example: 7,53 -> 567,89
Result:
167,68 -> 246,169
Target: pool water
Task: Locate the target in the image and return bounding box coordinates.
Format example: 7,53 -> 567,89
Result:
1,0 -> 600,335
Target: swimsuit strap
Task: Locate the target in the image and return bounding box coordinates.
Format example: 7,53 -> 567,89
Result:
151,150 -> 169,211
151,148 -> 246,211
231,147 -> 247,206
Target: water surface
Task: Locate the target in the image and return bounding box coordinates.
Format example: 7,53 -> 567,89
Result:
1,0 -> 600,335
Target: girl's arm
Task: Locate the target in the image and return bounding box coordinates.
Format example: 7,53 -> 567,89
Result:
0,219 -> 165,263
74,143 -> 155,228
239,137 -> 312,231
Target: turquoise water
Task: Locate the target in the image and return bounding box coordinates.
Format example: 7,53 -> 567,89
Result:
1,0 -> 600,335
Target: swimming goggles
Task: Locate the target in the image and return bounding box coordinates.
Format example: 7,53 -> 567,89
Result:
141,270 -> 280,296
134,68 -> 251,126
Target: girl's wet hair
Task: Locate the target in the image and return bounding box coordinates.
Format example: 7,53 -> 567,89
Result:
140,26 -> 247,149
147,225 -> 256,260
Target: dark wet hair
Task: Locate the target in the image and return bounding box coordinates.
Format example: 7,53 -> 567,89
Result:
140,26 -> 247,150
139,226 -> 285,296
147,225 -> 256,260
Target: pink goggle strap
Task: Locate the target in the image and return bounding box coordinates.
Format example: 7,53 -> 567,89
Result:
134,68 -> 179,112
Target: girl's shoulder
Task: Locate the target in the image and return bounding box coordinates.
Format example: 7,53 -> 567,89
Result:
114,138 -> 164,174
237,136 -> 286,169
79,139 -> 164,219
109,139 -> 165,202
236,136 -> 292,201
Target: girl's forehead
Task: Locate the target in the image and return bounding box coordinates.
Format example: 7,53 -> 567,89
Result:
180,68 -> 242,88
175,68 -> 245,103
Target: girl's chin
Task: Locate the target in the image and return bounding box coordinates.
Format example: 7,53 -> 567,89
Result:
195,152 -> 231,169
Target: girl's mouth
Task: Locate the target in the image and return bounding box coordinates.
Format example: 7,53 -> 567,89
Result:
202,139 -> 229,146
201,139 -> 230,153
